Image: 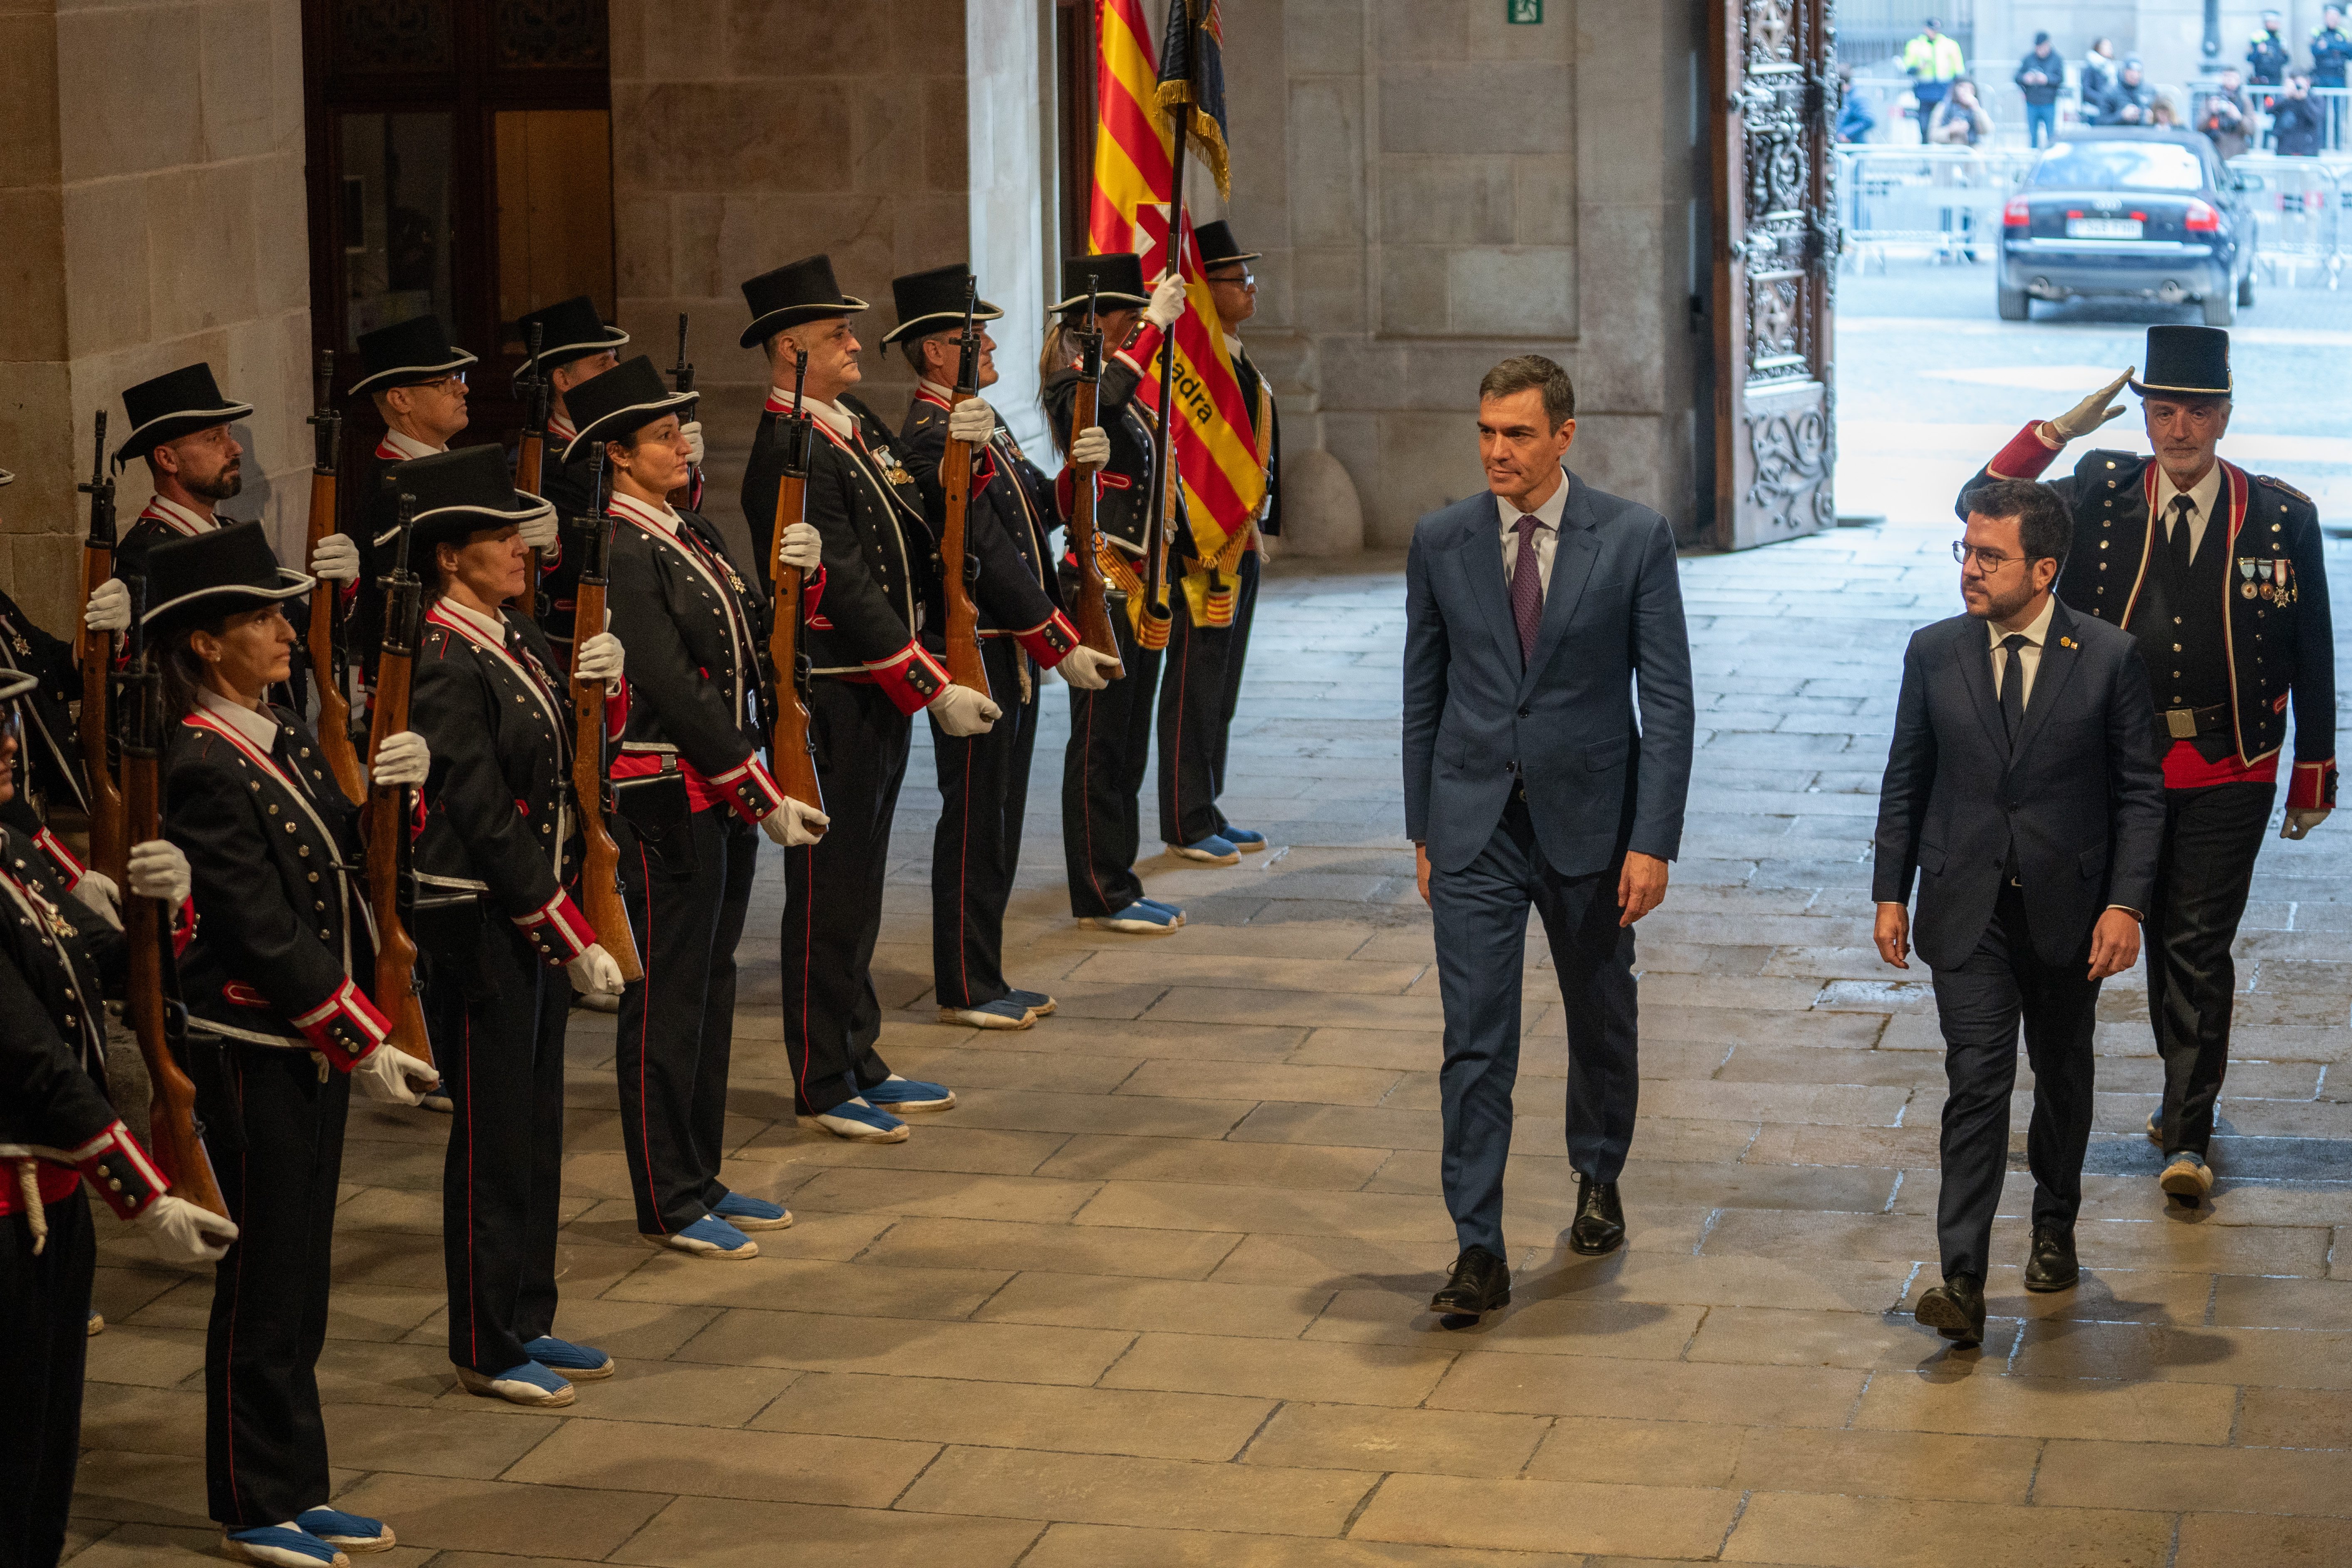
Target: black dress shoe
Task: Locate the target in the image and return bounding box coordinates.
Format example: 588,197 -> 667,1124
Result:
1914,1274 -> 1987,1347
2022,1226 -> 2079,1293
1429,1246 -> 1510,1318
1567,1175 -> 1626,1256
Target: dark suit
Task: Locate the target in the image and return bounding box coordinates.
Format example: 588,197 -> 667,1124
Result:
1873,600 -> 2165,1281
1402,472 -> 1693,1256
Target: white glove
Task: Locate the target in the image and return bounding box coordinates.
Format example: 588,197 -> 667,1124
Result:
71,870 -> 123,930
352,1043 -> 439,1106
566,943 -> 625,995
1070,425 -> 1110,469
371,730 -> 430,788
1058,645 -> 1124,691
948,397 -> 996,444
85,577 -> 131,634
126,840 -> 191,906
1145,274 -> 1187,329
307,533 -> 360,583
682,420 -> 706,466
928,683 -> 1001,738
760,796 -> 830,847
134,1193 -> 239,1265
778,521 -> 822,574
2283,807 -> 2332,840
518,504 -> 560,553
575,631 -> 625,685
2046,370 -> 2135,443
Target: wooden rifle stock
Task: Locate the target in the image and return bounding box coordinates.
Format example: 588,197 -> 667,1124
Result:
363,494 -> 432,1067
567,472 -> 640,982
1065,286 -> 1119,658
513,322 -> 548,624
765,351 -> 825,835
938,279 -> 990,694
305,349 -> 365,804
77,412 -> 126,883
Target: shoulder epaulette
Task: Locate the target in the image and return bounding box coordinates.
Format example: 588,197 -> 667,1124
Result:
2253,474 -> 2312,503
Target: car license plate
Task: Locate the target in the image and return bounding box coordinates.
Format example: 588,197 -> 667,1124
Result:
2066,217 -> 2143,239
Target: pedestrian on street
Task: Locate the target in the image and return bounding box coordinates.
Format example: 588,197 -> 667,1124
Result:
1403,355 -> 1693,1322
2081,37 -> 2117,109
2093,57 -> 2157,126
1835,64 -> 1877,143
2272,72 -> 2328,156
1930,77 -> 1993,145
2015,32 -> 2063,148
2199,70 -> 2253,161
1961,328 -> 2337,1209
1902,17 -> 1967,144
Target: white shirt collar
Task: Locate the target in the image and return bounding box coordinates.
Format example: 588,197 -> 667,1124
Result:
194,684 -> 282,751
917,377 -> 956,404
435,595 -> 509,643
773,388 -> 855,439
1497,468 -> 1572,534
380,427 -> 442,461
1989,590 -> 2059,651
1223,332 -> 1246,358
2154,460 -> 2225,526
143,493 -> 215,534
608,489 -> 681,537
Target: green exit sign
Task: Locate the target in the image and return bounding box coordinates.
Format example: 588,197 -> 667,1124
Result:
1508,0 -> 1542,20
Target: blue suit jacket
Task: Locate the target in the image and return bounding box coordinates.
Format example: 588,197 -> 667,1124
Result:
1403,472 -> 1694,877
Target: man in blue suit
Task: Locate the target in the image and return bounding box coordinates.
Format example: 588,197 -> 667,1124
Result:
1402,355 -> 1694,1319
1875,479 -> 2165,1348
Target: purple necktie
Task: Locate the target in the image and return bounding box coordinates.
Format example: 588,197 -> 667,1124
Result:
1510,514 -> 1545,666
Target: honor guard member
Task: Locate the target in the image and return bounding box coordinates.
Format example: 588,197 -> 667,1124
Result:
575,356 -> 810,1255
395,447 -> 628,1405
888,263 -> 1123,1030
1041,251 -> 1190,934
0,465 -> 98,850
149,524 -> 440,1568
0,666 -> 233,1568
1962,326 -> 2336,1207
738,255 -> 974,1142
82,364 -> 363,644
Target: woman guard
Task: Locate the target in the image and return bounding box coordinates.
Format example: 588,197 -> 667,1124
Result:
571,355 -> 817,1257
150,523 -> 440,1567
396,445 -> 628,1406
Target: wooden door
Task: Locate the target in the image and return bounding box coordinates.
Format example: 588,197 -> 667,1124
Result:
1709,0 -> 1838,549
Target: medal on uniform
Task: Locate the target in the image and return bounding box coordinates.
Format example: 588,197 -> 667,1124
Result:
872,444 -> 916,487
2273,557 -> 2291,603
2240,558 -> 2260,599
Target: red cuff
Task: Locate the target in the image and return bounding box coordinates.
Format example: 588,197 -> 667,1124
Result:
865,641 -> 953,716
515,888 -> 596,965
1055,465 -> 1075,521
2288,760 -> 2337,811
605,680 -> 629,740
706,756 -> 788,825
35,828 -> 86,884
970,445 -> 1000,492
802,565 -> 827,625
1985,421 -> 2062,481
1114,322 -> 1165,378
70,1120 -> 169,1222
172,897 -> 195,959
292,979 -> 392,1068
1014,611 -> 1082,667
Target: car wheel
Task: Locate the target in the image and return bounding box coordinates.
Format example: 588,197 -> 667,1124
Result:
2238,271 -> 2255,308
2203,288 -> 2236,326
1997,283 -> 2030,321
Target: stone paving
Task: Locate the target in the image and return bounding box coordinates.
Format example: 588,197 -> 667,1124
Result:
67,523 -> 2352,1567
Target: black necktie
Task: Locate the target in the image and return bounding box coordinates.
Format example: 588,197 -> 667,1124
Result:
1999,633 -> 2031,748
2167,494 -> 2196,578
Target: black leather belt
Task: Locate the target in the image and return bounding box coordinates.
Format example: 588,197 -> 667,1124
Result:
2162,702 -> 2230,741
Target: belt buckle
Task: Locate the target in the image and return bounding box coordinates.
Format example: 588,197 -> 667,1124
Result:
2165,708 -> 2198,740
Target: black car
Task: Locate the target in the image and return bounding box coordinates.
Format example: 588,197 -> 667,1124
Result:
1997,128 -> 2256,324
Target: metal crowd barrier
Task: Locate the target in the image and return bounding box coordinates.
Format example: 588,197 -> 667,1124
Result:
1834,145 -> 2039,268
2227,154 -> 2345,289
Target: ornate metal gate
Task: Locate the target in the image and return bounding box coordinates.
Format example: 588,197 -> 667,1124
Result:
1710,0 -> 1839,549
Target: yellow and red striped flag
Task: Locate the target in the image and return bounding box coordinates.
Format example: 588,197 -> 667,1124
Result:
1088,0 -> 1264,611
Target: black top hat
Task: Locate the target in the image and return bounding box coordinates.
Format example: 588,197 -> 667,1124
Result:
351,314 -> 479,396
115,363 -> 254,466
739,255 -> 869,348
514,295 -> 631,377
1050,253 -> 1151,315
560,355 -> 698,465
139,521 -> 312,635
1193,221 -> 1261,269
882,265 -> 1004,345
2130,325 -> 2232,398
384,445 -> 555,554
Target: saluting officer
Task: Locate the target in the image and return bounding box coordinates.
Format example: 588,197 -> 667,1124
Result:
1040,251 -> 1190,934
0,664 -> 234,1568
398,445 -> 629,1406
1962,326 -> 2336,1207
574,356 -> 812,1257
738,255 -> 978,1143
888,263 -> 1123,1030
149,522 -> 439,1567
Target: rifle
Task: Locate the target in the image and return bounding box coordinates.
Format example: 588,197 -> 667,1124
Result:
118,574 -> 228,1220
568,457 -> 641,982
362,493 -> 433,1067
305,350 -> 365,804
937,277 -> 991,694
1064,275 -> 1120,658
513,321 -> 548,625
764,349 -> 825,837
77,413 -> 126,884
668,313 -> 698,509
1137,15 -> 1198,654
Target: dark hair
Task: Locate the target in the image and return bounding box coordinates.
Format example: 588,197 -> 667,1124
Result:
902,330 -> 956,377
1963,478 -> 2071,565
2034,30 -> 2050,45
159,614 -> 232,721
1478,355 -> 1575,430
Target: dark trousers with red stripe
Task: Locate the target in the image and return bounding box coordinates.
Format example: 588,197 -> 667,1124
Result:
1157,567 -> 1247,848
932,638 -> 1041,1009
617,807 -> 756,1234
201,1044 -> 349,1527
1,1188 -> 92,1568
783,679 -> 908,1115
1063,601 -> 1166,918
423,912 -> 566,1375
1209,550 -> 1261,814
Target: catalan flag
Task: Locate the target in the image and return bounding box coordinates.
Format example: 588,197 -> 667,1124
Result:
1088,0 -> 1265,625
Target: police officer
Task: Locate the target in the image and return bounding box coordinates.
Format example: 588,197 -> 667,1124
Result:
398,445 -> 629,1405
150,522 -> 439,1566
2248,11 -> 2291,91
1962,326 -> 2336,1208
738,255 -> 977,1142
1041,252 -> 1190,933
578,355 -> 811,1254
2316,5 -> 2352,145
887,263 -> 1123,1030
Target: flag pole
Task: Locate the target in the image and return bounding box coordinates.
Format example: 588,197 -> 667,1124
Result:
1139,8 -> 1194,650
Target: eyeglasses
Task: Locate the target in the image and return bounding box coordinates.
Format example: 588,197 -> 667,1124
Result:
418,373 -> 467,393
1206,270 -> 1255,287
1952,541 -> 2037,570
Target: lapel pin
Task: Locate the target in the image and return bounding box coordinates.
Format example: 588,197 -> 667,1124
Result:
2058,636 -> 2076,649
